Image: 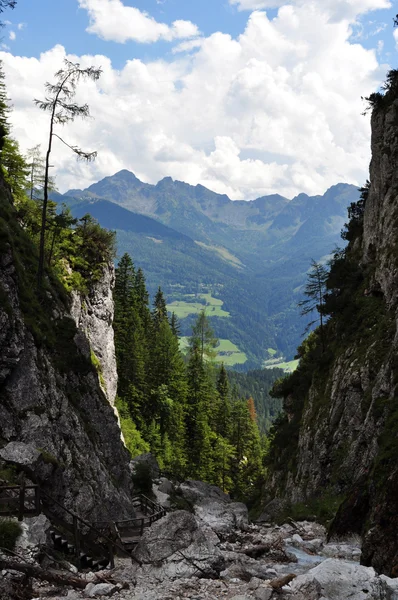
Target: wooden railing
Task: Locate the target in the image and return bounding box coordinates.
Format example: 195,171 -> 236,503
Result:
0,483 -> 41,520
0,485 -> 165,561
0,485 -> 133,566
93,494 -> 167,548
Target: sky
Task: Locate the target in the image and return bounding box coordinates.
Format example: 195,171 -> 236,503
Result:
0,0 -> 397,200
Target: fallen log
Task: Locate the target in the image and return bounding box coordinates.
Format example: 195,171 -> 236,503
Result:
0,558 -> 87,589
239,544 -> 271,558
269,573 -> 296,590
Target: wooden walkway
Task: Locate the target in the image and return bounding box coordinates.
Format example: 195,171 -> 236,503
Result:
0,484 -> 166,567
95,494 -> 167,552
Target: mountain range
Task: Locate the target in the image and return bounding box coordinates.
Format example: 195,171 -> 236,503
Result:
54,170 -> 360,369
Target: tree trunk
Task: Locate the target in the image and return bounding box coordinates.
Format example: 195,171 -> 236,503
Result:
0,559 -> 87,589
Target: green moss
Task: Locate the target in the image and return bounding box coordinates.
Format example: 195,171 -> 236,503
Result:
38,448 -> 61,467
0,518 -> 22,551
0,466 -> 18,484
90,349 -> 106,390
276,494 -> 344,526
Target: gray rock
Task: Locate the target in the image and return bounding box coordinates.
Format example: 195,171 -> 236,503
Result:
178,480 -> 230,505
0,245 -> 134,522
254,587 -> 273,600
134,510 -> 224,581
249,577 -> 263,590
71,264 -> 118,407
86,583 -> 118,597
131,453 -> 160,479
289,558 -> 383,599
0,442 -> 41,467
158,477 -> 174,495
291,534 -> 304,546
17,513 -> 51,549
194,499 -> 249,535
177,480 -> 249,535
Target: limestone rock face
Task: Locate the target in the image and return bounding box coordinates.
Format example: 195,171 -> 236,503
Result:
266,96 -> 398,575
70,264 -> 117,406
0,199 -> 134,521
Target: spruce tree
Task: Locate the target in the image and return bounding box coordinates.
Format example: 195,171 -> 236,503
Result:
1,137 -> 29,200
213,363 -> 232,439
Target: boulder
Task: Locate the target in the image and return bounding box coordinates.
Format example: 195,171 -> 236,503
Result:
0,442 -> 41,469
178,480 -> 230,504
195,499 -> 249,535
254,588 -> 273,600
134,510 -> 224,581
130,453 -> 160,479
289,558 -> 386,599
17,513 -> 51,550
177,480 -> 249,535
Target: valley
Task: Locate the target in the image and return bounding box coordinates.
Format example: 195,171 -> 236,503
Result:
58,175 -> 360,370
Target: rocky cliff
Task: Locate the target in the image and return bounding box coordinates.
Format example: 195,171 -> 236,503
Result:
0,178 -> 134,521
266,81 -> 398,575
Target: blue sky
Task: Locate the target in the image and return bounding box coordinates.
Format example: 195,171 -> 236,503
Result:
1,0 -> 397,198
6,1 -> 396,68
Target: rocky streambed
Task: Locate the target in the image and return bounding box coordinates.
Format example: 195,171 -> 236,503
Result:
4,479 -> 398,600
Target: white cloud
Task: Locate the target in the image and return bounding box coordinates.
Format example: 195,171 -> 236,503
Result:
0,3 -> 388,200
78,0 -> 199,44
230,0 -> 391,21
9,31 -> 16,41
17,23 -> 26,31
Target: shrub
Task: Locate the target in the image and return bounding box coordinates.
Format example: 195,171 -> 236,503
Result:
131,462 -> 153,496
0,518 -> 22,551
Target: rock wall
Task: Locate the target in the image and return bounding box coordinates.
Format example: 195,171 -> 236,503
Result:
0,182 -> 134,522
266,93 -> 398,575
70,264 -> 118,407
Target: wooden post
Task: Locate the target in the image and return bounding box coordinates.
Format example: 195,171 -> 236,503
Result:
108,541 -> 114,569
18,482 -> 26,522
73,515 -> 80,564
144,496 -> 148,515
140,518 -> 144,536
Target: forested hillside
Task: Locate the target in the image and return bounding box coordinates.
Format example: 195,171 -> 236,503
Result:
113,253 -> 272,501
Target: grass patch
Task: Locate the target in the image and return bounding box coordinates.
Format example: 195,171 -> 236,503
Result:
265,359 -> 299,373
179,336 -> 247,366
167,292 -> 230,320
